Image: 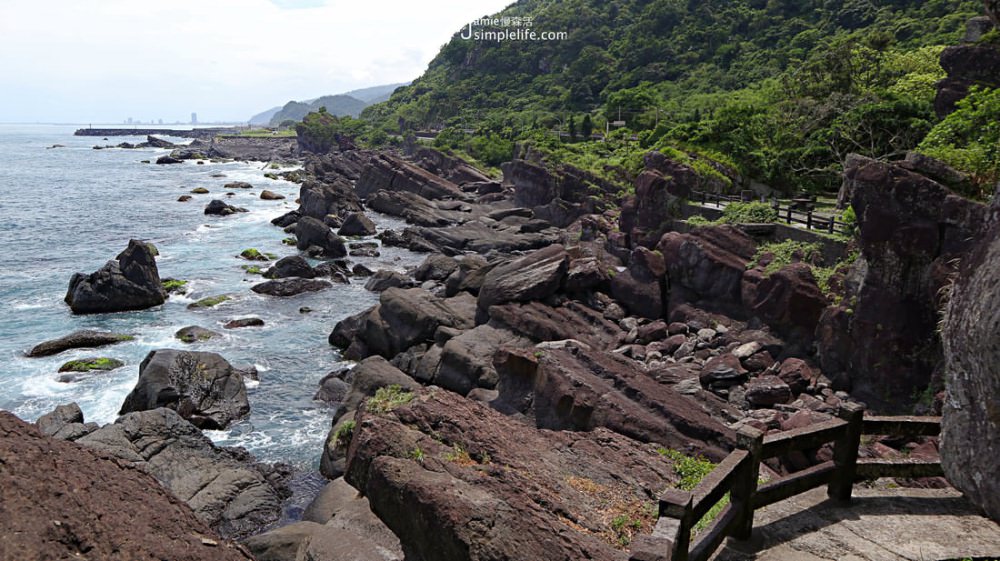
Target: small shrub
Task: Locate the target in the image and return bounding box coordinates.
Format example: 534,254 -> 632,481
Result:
444,443 -> 477,467
685,215 -> 714,226
366,385 -> 414,415
334,420 -> 356,448
719,202 -> 778,224
409,447 -> 425,462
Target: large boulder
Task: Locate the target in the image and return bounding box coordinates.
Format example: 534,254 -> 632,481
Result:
65,239 -> 166,314
76,408 -> 289,539
741,262 -> 829,344
332,288 -> 476,360
264,255 -> 316,279
619,151 -> 715,247
338,211 -> 378,236
817,156 -> 989,411
658,225 -> 756,316
119,349 -> 250,430
477,244 -> 569,313
344,388 -> 686,561
941,213 -> 1000,521
296,216 -> 347,257
0,411 -> 252,561
610,246 -> 666,320
27,329 -> 133,357
356,153 -> 466,201
298,177 -> 363,219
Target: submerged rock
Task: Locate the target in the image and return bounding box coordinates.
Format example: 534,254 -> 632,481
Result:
251,278 -> 331,297
205,199 -> 248,216
27,330 -> 133,357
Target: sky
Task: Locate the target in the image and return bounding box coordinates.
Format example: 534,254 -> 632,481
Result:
0,0 -> 513,123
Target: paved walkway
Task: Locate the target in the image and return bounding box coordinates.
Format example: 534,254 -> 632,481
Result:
714,486 -> 1000,561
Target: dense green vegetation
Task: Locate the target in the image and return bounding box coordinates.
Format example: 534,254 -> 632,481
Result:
355,0 -> 990,196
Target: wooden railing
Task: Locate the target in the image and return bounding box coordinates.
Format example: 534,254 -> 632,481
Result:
632,404 -> 943,561
690,190 -> 854,237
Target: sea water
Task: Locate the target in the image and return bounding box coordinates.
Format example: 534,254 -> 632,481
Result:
0,124 -> 420,469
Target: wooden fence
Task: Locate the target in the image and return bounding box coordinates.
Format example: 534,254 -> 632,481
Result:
690,190 -> 854,237
634,404 -> 943,561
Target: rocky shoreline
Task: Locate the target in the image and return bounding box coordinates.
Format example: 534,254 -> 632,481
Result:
6,99 -> 998,558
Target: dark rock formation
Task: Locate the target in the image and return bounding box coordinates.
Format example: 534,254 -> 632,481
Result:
338,211 -> 378,236
610,247 -> 666,320
245,477 -> 403,561
296,216 -> 347,257
205,200 -> 248,216
410,146 -> 491,185
344,388 -> 681,561
817,156 -> 988,411
251,278 -> 332,297
27,329 -> 133,357
658,226 -> 756,315
0,411 -> 252,561
477,244 -> 569,313
260,189 -> 285,200
742,262 -> 829,344
330,288 -> 476,360
364,270 -> 416,292
65,240 -> 166,314
77,408 -> 289,540
494,345 -> 734,460
356,153 -> 466,201
156,155 -> 183,164
119,349 -> 250,430
264,256 -> 316,279
366,190 -> 459,227
501,158 -> 617,228
935,43 -> 1000,117
298,178 -> 362,220
941,207 -> 1000,521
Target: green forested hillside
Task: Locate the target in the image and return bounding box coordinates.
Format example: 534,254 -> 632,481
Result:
270,95 -> 368,126
360,0 -> 990,194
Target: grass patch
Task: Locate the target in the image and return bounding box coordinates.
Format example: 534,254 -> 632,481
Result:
334,420 -> 356,448
443,443 -> 478,467
750,240 -> 823,275
366,385 -> 414,415
658,448 -> 729,535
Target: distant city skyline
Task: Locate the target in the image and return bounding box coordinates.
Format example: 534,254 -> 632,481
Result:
0,0 -> 512,123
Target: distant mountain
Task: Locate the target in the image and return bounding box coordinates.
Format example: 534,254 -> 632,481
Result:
341,83 -> 408,104
249,82 -> 409,126
249,105 -> 282,126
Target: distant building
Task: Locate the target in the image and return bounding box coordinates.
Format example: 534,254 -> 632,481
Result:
191,113 -> 198,125
158,118 -> 163,125
127,117 -> 133,125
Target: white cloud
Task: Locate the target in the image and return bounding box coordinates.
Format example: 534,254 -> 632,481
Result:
0,0 -> 512,122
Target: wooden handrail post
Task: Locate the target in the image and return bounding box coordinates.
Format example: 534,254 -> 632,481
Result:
731,426 -> 764,540
649,489 -> 692,561
828,402 -> 865,502
806,210 -> 813,230
786,207 -> 792,224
